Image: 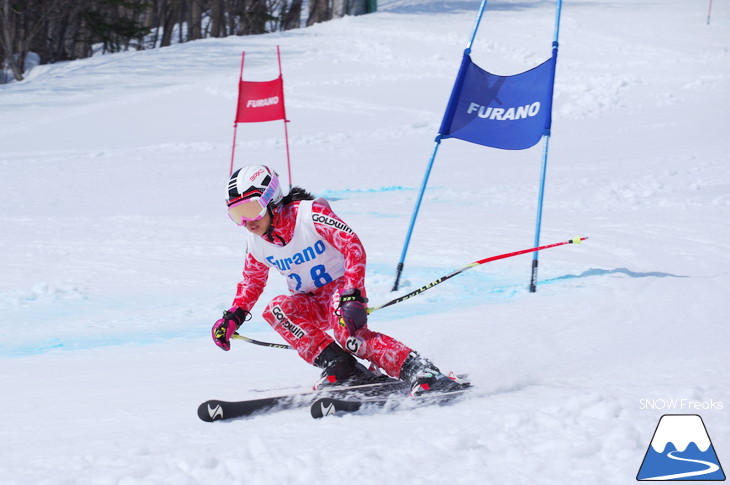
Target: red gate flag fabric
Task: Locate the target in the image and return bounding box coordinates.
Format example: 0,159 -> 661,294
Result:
234,76 -> 286,123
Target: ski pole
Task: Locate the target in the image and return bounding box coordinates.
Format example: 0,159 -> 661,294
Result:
368,236 -> 587,313
232,332 -> 294,350
231,236 -> 587,349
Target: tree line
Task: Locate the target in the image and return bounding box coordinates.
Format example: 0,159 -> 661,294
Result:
1,0 -> 375,83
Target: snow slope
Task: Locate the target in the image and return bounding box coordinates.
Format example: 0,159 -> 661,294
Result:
1,0 -> 729,483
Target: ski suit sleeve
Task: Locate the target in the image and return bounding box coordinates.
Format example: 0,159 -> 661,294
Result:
311,200 -> 367,297
231,252 -> 270,310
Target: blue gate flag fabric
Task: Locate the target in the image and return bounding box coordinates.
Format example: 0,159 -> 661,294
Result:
439,54 -> 557,150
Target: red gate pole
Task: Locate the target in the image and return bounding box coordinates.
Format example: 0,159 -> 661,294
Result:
229,52 -> 246,177
277,45 -> 293,189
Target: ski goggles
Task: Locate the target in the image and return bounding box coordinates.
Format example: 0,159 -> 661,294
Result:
227,177 -> 280,225
228,197 -> 268,225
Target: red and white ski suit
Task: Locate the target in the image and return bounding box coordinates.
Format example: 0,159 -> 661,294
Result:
231,198 -> 412,378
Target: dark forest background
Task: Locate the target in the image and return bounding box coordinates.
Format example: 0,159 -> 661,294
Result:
1,0 -> 375,82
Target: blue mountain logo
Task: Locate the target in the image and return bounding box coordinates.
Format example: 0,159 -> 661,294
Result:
637,414 -> 725,481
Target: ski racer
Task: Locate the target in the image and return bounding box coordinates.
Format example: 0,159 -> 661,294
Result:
211,165 -> 466,395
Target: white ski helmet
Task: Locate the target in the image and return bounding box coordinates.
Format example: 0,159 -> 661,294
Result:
226,165 -> 284,225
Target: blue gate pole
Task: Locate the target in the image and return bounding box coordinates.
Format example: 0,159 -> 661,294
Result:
392,0 -> 488,291
529,135 -> 551,292
392,138 -> 442,291
529,0 -> 563,293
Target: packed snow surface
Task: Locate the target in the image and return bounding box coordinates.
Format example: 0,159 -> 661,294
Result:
1,0 -> 729,483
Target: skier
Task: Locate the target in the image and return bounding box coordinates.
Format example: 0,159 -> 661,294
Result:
211,165 -> 466,395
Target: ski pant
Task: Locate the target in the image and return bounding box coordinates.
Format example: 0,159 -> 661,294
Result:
262,281 -> 412,378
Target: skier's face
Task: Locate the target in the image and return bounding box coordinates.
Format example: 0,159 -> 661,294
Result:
242,210 -> 271,236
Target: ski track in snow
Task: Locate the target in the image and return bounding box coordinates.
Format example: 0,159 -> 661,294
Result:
1,0 -> 729,483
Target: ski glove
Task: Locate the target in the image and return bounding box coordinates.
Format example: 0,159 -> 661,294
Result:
337,288 -> 369,336
212,307 -> 250,351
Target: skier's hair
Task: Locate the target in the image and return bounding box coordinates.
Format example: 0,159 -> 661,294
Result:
263,186 -> 315,243
281,186 -> 315,205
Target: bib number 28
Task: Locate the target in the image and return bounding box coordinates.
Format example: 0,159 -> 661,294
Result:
288,264 -> 333,291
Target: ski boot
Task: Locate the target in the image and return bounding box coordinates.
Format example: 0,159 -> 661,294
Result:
313,342 -> 375,389
399,351 -> 469,397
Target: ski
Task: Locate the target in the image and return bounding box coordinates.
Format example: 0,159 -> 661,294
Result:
311,387 -> 472,419
197,378 -> 408,422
